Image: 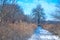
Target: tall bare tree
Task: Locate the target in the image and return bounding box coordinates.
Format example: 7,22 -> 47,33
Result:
0,0 -> 25,23
32,4 -> 45,25
1,4 -> 25,23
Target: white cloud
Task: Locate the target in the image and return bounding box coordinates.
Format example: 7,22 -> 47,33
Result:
17,1 -> 37,15
37,0 -> 57,20
16,0 -> 57,20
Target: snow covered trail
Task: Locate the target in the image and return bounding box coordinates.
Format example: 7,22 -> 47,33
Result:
28,26 -> 60,40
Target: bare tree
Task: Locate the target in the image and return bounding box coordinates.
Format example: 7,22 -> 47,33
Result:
0,0 -> 27,23
0,0 -> 16,22
32,4 -> 45,25
1,4 -> 25,23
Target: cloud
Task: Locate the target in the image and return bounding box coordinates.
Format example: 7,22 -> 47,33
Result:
37,0 -> 57,20
17,0 -> 37,15
16,0 -> 57,20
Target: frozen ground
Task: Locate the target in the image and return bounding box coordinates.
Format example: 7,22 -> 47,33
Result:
28,26 -> 60,40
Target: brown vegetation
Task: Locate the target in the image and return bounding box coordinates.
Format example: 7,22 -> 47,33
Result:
41,22 -> 60,36
0,21 -> 37,40
0,1 -> 60,39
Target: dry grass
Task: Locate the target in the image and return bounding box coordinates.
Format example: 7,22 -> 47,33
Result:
42,23 -> 60,36
0,21 -> 37,40
1,20 -> 60,40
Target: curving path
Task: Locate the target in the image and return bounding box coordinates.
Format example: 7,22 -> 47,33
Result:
28,26 -> 60,40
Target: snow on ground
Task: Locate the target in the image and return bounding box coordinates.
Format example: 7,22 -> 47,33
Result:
28,26 -> 60,40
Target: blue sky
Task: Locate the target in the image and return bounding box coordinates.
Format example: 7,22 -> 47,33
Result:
3,0 -> 57,20
16,0 -> 58,20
